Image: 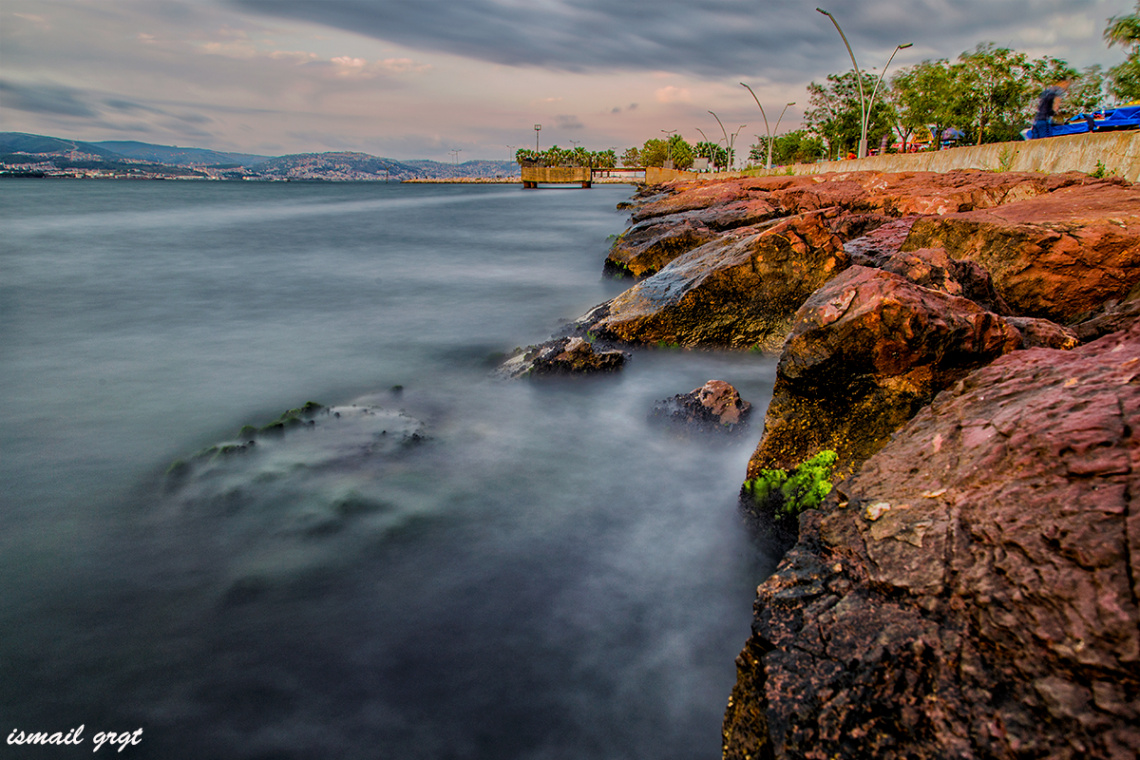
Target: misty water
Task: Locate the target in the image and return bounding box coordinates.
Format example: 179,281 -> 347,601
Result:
1,179 -> 778,759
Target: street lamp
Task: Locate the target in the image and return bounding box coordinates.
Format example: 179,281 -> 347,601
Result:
449,148 -> 462,166
534,124 -> 542,151
741,83 -> 795,170
816,8 -> 911,158
708,111 -> 745,171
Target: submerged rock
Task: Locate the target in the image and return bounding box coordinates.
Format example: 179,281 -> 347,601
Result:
724,320 -> 1140,760
495,336 -> 627,379
649,379 -> 752,436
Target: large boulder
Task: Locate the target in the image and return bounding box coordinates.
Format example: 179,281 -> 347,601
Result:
606,199 -> 780,278
902,180 -> 1140,323
583,212 -> 848,350
748,266 -> 1023,478
724,320 -> 1140,760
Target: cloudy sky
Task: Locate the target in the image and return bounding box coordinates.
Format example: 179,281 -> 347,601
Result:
1,0 -> 1133,161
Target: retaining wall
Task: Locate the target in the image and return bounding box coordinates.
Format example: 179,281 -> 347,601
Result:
644,130 -> 1140,185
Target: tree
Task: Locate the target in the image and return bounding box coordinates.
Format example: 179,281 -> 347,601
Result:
749,130 -> 825,166
805,70 -> 894,158
1106,3 -> 1140,48
667,134 -> 695,170
1069,65 -> 1108,113
1106,3 -> 1140,103
620,147 -> 640,167
956,44 -> 1049,144
890,58 -> 966,151
640,138 -> 668,167
694,141 -> 728,169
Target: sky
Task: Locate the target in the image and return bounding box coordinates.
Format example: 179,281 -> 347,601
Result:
1,0 -> 1135,161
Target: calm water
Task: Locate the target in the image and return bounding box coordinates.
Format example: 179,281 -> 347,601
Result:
0,179 -> 777,759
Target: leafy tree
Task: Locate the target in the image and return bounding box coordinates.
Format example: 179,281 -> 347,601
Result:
749,130 -> 826,165
667,134 -> 695,170
804,70 -> 895,158
890,58 -> 966,150
1109,56 -> 1140,102
515,146 -> 616,167
1106,3 -> 1140,102
620,146 -> 641,167
1069,65 -> 1108,113
694,141 -> 728,169
1106,2 -> 1140,48
640,138 -> 668,167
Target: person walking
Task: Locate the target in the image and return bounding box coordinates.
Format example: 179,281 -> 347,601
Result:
1031,79 -> 1071,139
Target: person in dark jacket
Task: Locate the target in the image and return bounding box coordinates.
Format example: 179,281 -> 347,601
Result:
1031,79 -> 1072,139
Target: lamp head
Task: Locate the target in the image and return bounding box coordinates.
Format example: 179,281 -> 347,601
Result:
900,42 -> 914,49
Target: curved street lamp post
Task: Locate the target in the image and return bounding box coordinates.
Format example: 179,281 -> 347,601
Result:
708,111 -> 746,171
741,83 -> 795,170
816,8 -> 911,158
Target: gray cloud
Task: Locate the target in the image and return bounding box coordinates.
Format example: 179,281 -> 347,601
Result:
0,80 -> 99,117
228,0 -> 1114,81
556,114 -> 585,129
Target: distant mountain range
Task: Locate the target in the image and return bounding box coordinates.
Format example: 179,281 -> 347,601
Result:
0,132 -> 520,181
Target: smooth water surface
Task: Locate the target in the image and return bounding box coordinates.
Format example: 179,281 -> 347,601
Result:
1,179 -> 778,759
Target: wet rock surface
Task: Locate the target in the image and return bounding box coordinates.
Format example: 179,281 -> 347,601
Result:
724,321 -> 1140,760
496,336 -> 627,379
748,265 -> 1023,478
607,171 -> 1140,759
584,213 -> 848,350
650,379 -> 753,436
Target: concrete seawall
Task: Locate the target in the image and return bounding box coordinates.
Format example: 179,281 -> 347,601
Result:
646,130 -> 1140,185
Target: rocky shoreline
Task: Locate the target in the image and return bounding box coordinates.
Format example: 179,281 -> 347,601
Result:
515,169 -> 1139,758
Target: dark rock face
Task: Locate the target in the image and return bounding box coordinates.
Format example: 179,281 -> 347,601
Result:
585,213 -> 848,350
748,266 -> 1023,477
650,379 -> 752,435
724,322 -> 1140,760
496,336 -> 627,379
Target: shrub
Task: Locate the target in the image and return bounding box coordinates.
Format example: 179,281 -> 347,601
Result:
742,450 -> 838,521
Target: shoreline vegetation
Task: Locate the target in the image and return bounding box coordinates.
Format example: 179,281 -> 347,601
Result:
511,167 -> 1139,759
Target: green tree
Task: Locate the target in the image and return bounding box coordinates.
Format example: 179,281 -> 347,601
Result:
890,58 -> 966,150
667,134 -> 695,169
1069,65 -> 1108,113
805,70 -> 894,158
640,138 -> 668,167
1106,3 -> 1140,102
694,141 -> 728,169
749,130 -> 825,165
620,146 -> 641,167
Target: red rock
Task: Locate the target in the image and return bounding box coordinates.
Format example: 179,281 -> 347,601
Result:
725,321 -> 1140,760
606,199 -> 780,278
650,379 -> 753,435
584,212 -> 848,349
903,180 -> 1140,323
748,266 -> 1023,478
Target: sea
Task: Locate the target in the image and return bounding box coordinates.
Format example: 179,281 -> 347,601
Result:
0,179 -> 779,759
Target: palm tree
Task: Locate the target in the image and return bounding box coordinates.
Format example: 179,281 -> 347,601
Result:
1105,3 -> 1140,49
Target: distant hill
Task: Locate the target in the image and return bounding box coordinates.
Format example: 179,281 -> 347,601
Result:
0,132 -> 120,159
406,159 -> 520,179
0,132 -> 522,181
91,141 -> 270,167
252,151 -> 424,180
